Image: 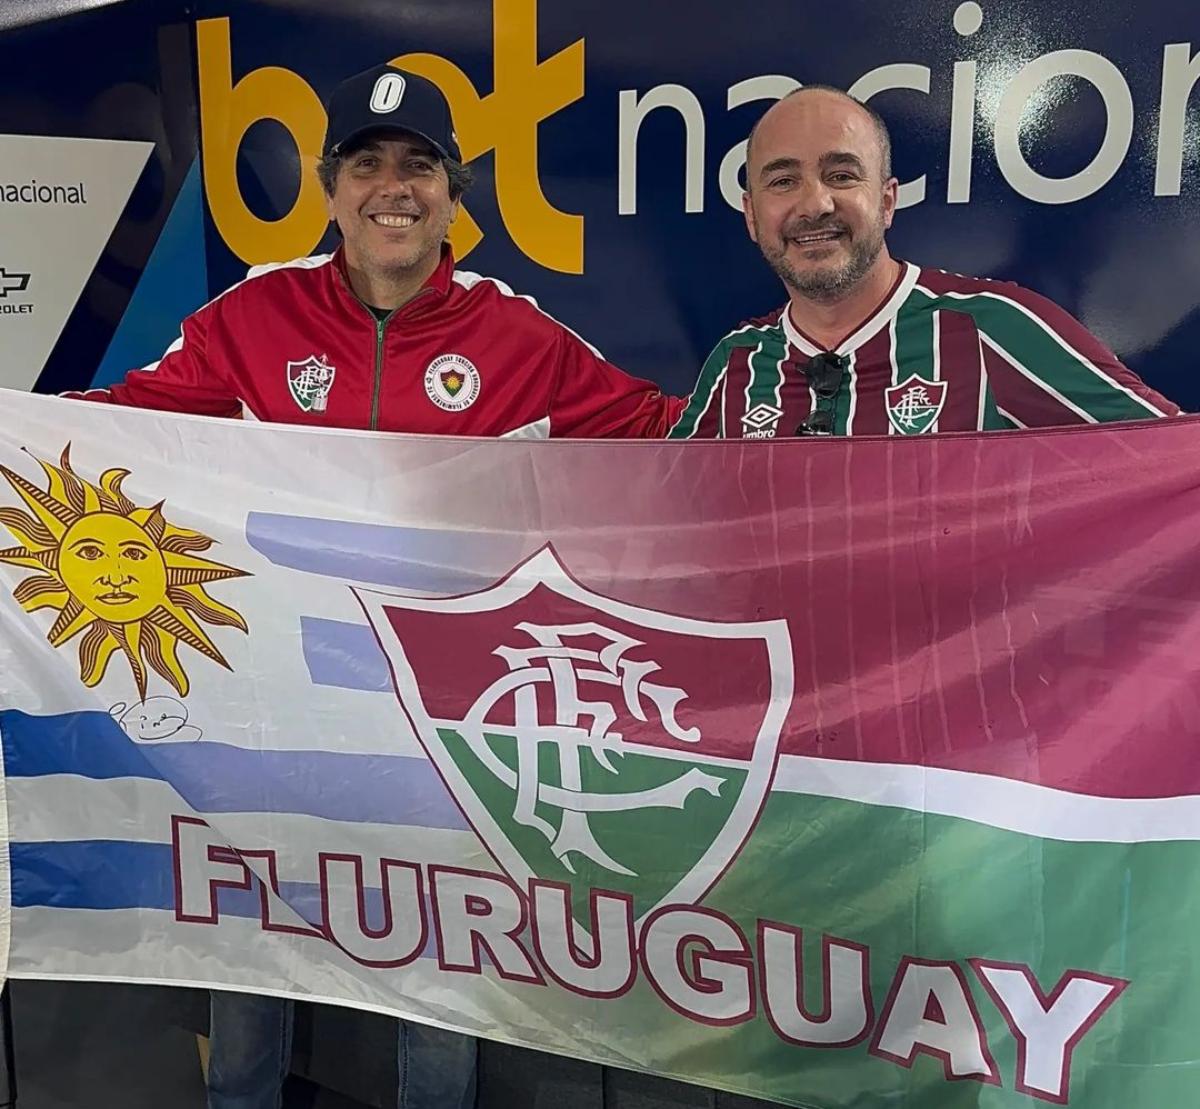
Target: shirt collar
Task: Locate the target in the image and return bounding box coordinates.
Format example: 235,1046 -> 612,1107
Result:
781,261 -> 919,356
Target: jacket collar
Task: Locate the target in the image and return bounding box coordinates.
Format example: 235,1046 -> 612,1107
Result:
332,243 -> 456,316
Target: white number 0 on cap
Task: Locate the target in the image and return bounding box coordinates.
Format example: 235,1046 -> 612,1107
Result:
369,73 -> 407,114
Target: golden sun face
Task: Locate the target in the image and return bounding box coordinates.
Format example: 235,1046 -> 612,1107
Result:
0,445 -> 250,698
60,513 -> 168,624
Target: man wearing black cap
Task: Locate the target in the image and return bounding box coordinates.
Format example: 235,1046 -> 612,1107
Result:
71,62 -> 682,1109
72,63 -> 681,441
314,64 -> 472,317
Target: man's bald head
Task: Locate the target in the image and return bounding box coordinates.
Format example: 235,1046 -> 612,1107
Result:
746,86 -> 892,188
740,84 -> 899,303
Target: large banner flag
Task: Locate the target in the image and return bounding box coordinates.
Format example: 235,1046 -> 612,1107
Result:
1,389 -> 1199,1107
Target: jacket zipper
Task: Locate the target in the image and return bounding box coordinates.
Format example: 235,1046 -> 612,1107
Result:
369,312 -> 395,430
361,289 -> 435,431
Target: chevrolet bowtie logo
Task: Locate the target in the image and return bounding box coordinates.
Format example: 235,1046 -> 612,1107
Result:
0,269 -> 30,298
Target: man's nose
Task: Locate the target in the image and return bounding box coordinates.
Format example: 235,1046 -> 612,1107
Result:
790,178 -> 836,222
376,166 -> 416,198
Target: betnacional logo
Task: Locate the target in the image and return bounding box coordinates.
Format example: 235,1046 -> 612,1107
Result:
194,0 -> 1196,282
0,180 -> 87,205
197,0 -> 584,273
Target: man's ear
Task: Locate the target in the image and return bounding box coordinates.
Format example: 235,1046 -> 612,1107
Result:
742,190 -> 759,244
881,176 -> 899,230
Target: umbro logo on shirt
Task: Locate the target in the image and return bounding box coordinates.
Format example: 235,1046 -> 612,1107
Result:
741,403 -> 783,439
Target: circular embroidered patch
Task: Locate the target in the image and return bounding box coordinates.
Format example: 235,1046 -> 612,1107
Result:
424,353 -> 481,412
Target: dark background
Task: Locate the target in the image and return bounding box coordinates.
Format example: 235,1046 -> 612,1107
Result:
3,0 -> 1198,405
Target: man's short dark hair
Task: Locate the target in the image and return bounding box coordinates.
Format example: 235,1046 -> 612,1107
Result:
316,139 -> 474,201
745,86 -> 893,186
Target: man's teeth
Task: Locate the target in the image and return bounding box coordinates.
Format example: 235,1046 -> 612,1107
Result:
372,213 -> 418,228
792,231 -> 841,243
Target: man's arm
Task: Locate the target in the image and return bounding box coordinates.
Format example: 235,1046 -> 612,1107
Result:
65,300 -> 241,418
548,328 -> 685,439
970,284 -> 1179,427
666,341 -> 736,439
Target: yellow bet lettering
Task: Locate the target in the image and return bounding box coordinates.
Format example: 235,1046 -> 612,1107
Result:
395,0 -> 585,273
196,17 -> 327,265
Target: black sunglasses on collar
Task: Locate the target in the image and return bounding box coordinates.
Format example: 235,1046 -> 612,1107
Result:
797,352 -> 847,436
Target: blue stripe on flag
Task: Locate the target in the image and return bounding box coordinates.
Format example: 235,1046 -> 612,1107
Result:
12,840 -> 320,920
0,711 -> 469,830
245,513 -> 517,591
1,709 -> 167,781
301,617 -> 392,691
11,841 -> 176,910
12,841 -> 441,950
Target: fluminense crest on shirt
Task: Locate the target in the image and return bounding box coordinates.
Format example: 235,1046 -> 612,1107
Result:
286,355 -> 336,413
425,353 -> 481,412
885,375 -> 947,435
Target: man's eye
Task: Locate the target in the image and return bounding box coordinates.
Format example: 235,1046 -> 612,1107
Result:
769,177 -> 795,189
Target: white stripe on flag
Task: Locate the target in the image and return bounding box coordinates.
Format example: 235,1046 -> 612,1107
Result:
773,754 -> 1200,843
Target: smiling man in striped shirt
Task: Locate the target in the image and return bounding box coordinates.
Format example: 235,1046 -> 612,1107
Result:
670,86 -> 1178,439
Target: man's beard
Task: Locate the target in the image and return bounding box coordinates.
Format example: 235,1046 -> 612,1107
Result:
360,213 -> 451,280
759,213 -> 886,303
370,237 -> 442,279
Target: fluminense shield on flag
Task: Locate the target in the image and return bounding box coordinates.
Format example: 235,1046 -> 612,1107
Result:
885,374 -> 947,434
356,546 -> 793,923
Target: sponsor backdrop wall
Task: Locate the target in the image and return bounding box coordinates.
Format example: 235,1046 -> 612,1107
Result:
1,0 -> 1199,407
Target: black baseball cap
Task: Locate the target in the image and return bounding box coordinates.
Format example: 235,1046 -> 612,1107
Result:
322,63 -> 461,162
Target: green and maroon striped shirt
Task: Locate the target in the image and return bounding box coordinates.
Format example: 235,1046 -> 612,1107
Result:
669,263 -> 1178,439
